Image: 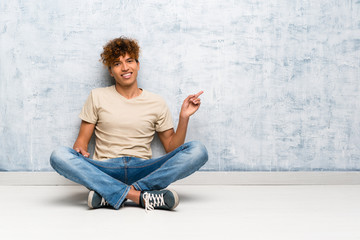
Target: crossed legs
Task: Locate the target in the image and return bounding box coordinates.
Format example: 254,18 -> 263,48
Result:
50,141 -> 208,210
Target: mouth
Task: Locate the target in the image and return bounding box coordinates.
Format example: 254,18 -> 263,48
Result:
121,72 -> 132,79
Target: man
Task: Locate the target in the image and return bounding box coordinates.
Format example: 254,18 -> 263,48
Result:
50,37 -> 208,212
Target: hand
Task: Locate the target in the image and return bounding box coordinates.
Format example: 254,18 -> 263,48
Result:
180,91 -> 203,118
73,146 -> 90,158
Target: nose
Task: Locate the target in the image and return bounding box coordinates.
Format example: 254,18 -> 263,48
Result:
121,62 -> 129,71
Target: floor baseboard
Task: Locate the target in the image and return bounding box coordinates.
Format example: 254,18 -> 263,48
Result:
1,171 -> 360,185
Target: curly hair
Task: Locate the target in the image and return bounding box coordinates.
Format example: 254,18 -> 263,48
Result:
100,37 -> 140,67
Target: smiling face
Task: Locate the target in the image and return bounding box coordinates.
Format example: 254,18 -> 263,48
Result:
108,53 -> 140,89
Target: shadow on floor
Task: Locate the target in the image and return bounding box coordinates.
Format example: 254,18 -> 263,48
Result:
49,188 -> 88,208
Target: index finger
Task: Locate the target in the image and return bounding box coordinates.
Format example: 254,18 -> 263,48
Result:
194,91 -> 204,98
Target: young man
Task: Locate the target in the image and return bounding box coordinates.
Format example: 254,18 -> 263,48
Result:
50,37 -> 208,211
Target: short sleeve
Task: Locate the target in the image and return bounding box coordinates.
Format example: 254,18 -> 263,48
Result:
155,102 -> 174,132
79,91 -> 98,124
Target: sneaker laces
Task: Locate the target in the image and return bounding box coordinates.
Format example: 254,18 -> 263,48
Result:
142,192 -> 165,212
100,197 -> 109,207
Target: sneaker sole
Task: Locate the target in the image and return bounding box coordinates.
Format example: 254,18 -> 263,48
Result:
88,190 -> 95,209
167,189 -> 180,210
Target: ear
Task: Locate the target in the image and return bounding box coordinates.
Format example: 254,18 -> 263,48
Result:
108,66 -> 114,77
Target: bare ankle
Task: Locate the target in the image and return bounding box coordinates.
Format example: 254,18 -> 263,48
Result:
126,185 -> 141,205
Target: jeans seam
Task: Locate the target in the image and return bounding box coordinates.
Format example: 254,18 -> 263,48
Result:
115,185 -> 130,209
134,182 -> 142,191
124,158 -> 128,184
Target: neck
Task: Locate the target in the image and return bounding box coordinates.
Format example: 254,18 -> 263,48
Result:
114,83 -> 142,99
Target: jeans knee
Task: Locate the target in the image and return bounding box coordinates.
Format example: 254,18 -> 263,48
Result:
50,146 -> 73,170
188,141 -> 208,167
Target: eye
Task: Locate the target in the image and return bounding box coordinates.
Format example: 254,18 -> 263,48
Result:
127,59 -> 134,63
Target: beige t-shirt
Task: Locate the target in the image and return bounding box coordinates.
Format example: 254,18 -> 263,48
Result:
79,85 -> 174,160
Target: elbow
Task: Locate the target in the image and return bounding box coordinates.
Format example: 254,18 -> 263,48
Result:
164,140 -> 176,153
165,140 -> 183,153
164,145 -> 173,153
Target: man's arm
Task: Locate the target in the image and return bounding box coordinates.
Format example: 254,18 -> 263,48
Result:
73,120 -> 95,157
158,91 -> 203,153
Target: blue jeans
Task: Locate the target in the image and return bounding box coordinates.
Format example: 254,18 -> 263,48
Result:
50,141 -> 208,209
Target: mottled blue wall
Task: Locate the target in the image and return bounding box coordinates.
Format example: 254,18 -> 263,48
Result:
1,0 -> 360,171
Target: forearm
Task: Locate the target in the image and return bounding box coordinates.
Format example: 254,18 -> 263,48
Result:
73,121 -> 95,156
162,90 -> 203,152
168,116 -> 189,152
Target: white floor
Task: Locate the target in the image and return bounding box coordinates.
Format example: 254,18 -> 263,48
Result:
0,185 -> 359,240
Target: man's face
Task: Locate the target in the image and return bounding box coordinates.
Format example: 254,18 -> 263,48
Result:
109,53 -> 140,88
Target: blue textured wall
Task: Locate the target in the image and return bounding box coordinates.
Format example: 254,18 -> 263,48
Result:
1,0 -> 360,171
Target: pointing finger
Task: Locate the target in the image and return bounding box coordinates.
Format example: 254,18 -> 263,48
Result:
194,91 -> 204,98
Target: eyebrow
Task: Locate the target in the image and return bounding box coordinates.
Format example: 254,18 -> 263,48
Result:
113,57 -> 134,63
